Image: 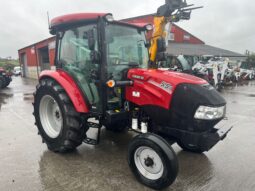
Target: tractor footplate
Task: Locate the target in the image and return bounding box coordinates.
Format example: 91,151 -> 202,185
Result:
83,137 -> 98,145
87,122 -> 101,129
83,122 -> 102,145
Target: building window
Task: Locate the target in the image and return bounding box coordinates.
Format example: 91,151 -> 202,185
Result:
168,32 -> 175,41
184,34 -> 190,41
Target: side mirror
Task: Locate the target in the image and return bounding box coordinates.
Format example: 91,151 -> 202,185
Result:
157,37 -> 166,52
84,29 -> 96,51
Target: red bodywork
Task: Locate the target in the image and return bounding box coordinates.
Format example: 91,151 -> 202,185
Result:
126,69 -> 207,110
40,69 -> 207,113
0,67 -> 12,76
40,70 -> 89,113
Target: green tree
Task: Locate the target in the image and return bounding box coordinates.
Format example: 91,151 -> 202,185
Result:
0,59 -> 19,71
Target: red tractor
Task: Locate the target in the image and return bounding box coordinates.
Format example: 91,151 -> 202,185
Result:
0,67 -> 12,89
33,1 -> 232,189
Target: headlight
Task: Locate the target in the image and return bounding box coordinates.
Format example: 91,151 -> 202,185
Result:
194,105 -> 226,120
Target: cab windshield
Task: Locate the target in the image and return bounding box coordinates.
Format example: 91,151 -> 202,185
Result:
105,24 -> 148,71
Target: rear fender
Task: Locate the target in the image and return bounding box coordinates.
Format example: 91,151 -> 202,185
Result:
39,70 -> 89,113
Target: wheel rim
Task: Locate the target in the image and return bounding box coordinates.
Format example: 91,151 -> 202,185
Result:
39,95 -> 63,138
134,146 -> 164,180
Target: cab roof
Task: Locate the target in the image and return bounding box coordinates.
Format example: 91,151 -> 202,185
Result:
50,13 -> 108,28
50,13 -> 148,34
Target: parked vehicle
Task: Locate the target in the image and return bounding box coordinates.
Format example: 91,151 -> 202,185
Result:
13,66 -> 21,76
159,55 -> 214,83
192,57 -> 238,90
33,1 -> 231,189
0,68 -> 12,89
159,55 -> 192,72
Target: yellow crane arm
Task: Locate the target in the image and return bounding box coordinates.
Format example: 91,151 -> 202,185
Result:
148,0 -> 201,68
149,16 -> 167,63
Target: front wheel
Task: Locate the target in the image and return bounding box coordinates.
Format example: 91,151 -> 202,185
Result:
128,133 -> 178,190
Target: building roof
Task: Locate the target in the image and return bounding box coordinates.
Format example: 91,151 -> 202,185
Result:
121,14 -> 204,44
166,42 -> 246,57
18,36 -> 56,52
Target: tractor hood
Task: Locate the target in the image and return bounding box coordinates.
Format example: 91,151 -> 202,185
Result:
128,69 -> 207,86
126,68 -> 209,110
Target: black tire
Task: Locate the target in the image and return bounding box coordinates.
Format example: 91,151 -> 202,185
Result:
2,78 -> 10,88
33,78 -> 87,153
105,120 -> 129,133
1,77 -> 6,88
128,133 -> 178,190
215,83 -> 222,91
0,78 -> 3,89
177,141 -> 203,154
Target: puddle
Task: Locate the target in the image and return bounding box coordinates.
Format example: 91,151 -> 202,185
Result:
248,94 -> 255,97
23,93 -> 34,101
0,92 -> 13,110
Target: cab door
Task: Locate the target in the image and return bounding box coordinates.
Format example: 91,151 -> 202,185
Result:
57,24 -> 102,112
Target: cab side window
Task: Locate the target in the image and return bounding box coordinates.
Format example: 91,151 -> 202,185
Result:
58,25 -> 100,107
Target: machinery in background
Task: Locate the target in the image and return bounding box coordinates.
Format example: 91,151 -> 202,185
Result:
0,67 -> 12,89
161,54 -> 253,90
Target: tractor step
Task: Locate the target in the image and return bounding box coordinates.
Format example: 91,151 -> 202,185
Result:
83,122 -> 102,145
87,122 -> 101,129
83,137 -> 98,145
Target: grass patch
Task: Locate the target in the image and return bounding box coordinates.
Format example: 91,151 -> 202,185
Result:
0,59 -> 19,71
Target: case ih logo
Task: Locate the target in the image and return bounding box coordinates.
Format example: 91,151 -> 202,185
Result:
148,80 -> 172,94
132,75 -> 144,80
160,81 -> 172,92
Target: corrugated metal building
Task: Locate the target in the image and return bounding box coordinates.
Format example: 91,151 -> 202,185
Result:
121,14 -> 205,44
18,14 -> 245,79
18,37 -> 56,79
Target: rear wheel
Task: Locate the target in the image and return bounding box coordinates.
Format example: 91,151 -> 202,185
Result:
128,133 -> 178,190
2,78 -> 10,88
0,77 -> 3,89
33,78 -> 87,153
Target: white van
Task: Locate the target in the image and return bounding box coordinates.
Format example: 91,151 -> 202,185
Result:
13,66 -> 21,76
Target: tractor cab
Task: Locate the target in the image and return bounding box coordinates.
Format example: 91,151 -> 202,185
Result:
50,13 -> 149,114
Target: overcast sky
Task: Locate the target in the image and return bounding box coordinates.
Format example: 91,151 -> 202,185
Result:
0,0 -> 254,58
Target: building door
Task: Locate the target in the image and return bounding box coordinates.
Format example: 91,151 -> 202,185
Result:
38,47 -> 50,71
20,53 -> 28,77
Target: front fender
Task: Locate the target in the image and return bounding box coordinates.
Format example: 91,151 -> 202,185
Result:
40,70 -> 89,113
